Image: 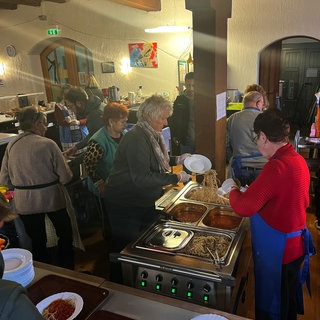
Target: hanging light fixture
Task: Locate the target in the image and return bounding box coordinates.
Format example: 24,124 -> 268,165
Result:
144,26 -> 191,33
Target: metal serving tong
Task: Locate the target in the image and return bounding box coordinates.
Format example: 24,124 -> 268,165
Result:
206,246 -> 222,268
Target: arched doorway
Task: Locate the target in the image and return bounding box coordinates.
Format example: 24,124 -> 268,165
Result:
259,36 -> 320,134
40,38 -> 94,102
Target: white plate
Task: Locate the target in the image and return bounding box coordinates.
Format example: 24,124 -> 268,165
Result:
184,154 -> 212,174
191,314 -> 229,320
2,248 -> 32,274
36,292 -> 83,320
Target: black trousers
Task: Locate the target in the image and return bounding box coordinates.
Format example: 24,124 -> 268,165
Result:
255,255 -> 304,320
19,208 -> 74,269
106,202 -> 160,283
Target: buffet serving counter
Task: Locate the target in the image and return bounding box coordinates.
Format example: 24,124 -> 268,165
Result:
30,261 -> 251,320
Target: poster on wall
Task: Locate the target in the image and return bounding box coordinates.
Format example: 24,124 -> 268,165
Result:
128,42 -> 158,68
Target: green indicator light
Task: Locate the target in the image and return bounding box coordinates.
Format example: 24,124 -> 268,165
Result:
187,291 -> 192,298
171,287 -> 176,294
156,284 -> 161,291
47,28 -> 59,35
141,280 -> 146,287
203,294 -> 209,302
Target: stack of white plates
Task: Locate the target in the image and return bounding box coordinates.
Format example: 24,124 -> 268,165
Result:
2,248 -> 34,287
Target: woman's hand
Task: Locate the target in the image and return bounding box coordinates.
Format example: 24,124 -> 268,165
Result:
177,171 -> 192,183
221,178 -> 239,194
176,153 -> 191,165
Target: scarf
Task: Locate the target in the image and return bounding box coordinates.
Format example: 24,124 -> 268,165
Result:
137,121 -> 170,172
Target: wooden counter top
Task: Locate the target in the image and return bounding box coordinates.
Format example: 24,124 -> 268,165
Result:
31,261 -> 252,320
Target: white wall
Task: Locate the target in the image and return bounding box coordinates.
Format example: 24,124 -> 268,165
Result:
227,0 -> 320,93
0,0 -> 192,108
2,0 -> 320,109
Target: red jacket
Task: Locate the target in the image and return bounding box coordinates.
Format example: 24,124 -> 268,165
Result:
230,143 -> 310,263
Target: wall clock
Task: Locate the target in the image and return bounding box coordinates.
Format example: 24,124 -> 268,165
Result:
6,45 -> 16,57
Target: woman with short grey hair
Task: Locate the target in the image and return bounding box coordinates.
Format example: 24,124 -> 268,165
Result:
105,94 -> 191,282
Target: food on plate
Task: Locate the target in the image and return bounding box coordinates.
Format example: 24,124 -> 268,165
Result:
187,170 -> 230,205
180,233 -> 231,259
42,298 -> 75,320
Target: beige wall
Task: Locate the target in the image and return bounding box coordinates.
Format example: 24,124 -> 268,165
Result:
228,0 -> 320,93
0,0 -> 192,108
2,0 -> 320,109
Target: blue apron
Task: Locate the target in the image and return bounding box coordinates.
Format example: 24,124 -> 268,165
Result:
250,213 -> 315,319
231,153 -> 262,178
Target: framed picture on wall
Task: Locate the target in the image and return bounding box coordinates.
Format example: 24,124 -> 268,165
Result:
101,62 -> 115,73
178,60 -> 188,92
128,42 -> 158,68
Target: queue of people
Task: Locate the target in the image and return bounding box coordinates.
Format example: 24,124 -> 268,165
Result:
0,80 -> 315,320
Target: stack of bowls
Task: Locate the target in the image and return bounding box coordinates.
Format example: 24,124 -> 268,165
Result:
2,248 -> 34,287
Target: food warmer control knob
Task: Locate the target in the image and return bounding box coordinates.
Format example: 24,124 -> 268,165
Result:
203,284 -> 211,293
156,274 -> 163,282
187,281 -> 194,289
141,271 -> 148,279
171,278 -> 178,286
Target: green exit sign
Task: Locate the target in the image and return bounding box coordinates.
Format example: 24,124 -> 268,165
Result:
47,28 -> 60,35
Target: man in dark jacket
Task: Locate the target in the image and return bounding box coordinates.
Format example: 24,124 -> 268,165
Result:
168,72 -> 195,156
64,87 -> 105,156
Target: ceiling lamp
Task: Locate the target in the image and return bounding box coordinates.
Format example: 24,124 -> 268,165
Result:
144,26 -> 191,33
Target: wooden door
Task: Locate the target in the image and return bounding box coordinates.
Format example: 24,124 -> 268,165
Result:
259,40 -> 282,109
40,39 -> 94,102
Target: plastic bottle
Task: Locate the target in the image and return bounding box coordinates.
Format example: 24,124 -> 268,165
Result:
136,86 -> 143,103
310,122 -> 316,137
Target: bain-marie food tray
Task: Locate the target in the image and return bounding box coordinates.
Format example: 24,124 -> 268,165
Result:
164,200 -> 243,232
135,221 -> 235,265
177,181 -> 231,207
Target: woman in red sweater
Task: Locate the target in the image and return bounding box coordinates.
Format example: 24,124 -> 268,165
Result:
225,108 -> 315,320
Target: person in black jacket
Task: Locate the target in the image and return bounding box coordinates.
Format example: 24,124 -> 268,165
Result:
64,87 -> 105,156
169,72 -> 195,156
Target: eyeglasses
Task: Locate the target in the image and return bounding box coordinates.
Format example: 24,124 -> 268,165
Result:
252,133 -> 260,144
